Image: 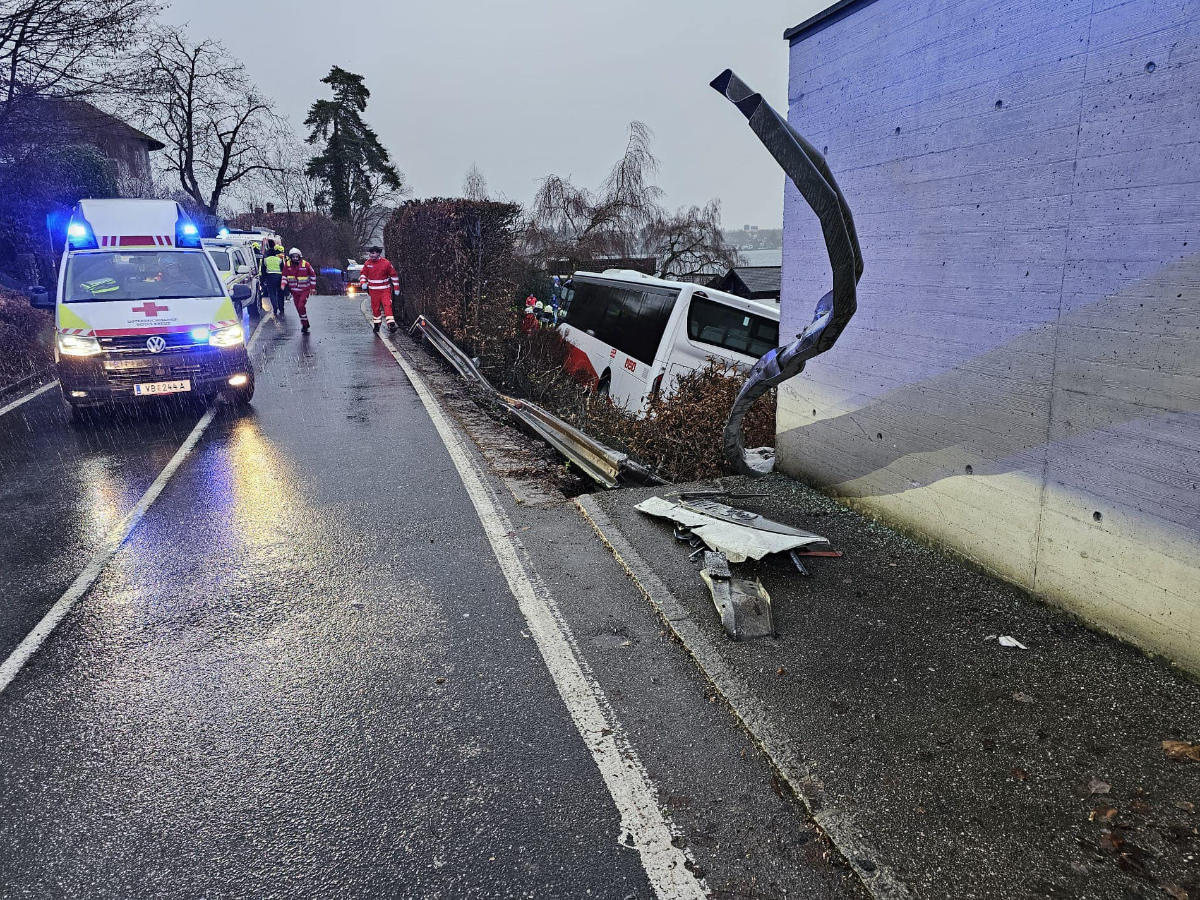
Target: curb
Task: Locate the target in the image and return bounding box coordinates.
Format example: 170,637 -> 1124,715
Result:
574,493 -> 913,900
0,370 -> 54,404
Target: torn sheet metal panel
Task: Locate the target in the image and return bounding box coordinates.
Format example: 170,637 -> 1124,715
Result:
700,551 -> 774,640
635,496 -> 829,563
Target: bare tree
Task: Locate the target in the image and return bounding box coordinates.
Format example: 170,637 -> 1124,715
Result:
644,200 -> 740,280
525,121 -> 663,267
134,29 -> 283,215
255,134 -> 322,215
348,167 -> 409,249
463,163 -> 488,201
0,0 -> 159,139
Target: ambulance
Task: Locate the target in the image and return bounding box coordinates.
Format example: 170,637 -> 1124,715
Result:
29,199 -> 255,411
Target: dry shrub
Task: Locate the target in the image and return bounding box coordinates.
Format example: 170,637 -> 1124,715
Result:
0,289 -> 52,390
488,338 -> 776,483
597,360 -> 775,482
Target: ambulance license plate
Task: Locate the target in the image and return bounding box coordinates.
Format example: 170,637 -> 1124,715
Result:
134,379 -> 191,396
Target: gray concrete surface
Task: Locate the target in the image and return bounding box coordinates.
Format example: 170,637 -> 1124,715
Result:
583,476 -> 1200,900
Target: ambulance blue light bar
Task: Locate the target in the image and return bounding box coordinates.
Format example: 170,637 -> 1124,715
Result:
66,219 -> 98,250
175,216 -> 203,248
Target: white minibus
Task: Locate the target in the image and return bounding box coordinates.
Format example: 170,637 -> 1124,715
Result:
557,269 -> 780,412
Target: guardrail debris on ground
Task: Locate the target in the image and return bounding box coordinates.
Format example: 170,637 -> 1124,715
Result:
408,315 -> 646,488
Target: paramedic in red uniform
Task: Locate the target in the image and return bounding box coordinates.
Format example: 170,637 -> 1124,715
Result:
359,244 -> 399,333
280,247 -> 317,334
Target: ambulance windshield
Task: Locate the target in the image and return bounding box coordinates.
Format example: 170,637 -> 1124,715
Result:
64,251 -> 224,303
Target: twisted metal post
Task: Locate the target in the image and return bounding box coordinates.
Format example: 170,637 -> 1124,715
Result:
711,70 -> 863,475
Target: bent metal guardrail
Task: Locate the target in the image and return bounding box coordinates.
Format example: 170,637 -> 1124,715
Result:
409,315 -> 627,488
711,69 -> 863,476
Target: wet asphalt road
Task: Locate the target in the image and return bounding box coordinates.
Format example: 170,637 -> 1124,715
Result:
0,297 -> 864,900
0,299 -> 652,897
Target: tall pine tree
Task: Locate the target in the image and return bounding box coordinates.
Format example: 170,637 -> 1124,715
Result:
304,67 -> 400,223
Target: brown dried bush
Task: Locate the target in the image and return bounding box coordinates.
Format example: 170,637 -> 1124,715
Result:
486,326 -> 775,483
0,289 -> 52,391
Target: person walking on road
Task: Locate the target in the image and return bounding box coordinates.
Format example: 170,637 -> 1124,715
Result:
359,245 -> 400,333
261,241 -> 285,317
281,248 -> 317,334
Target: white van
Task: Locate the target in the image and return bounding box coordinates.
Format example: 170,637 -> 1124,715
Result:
201,237 -> 259,316
28,199 -> 255,411
556,269 -> 780,412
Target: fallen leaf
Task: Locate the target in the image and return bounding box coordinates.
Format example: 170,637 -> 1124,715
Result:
1099,829 -> 1125,853
1013,692 -> 1035,703
1162,885 -> 1188,900
435,676 -> 445,684
998,635 -> 1028,649
1163,740 -> 1200,763
1090,805 -> 1117,822
776,667 -> 787,677
1011,767 -> 1029,782
1171,800 -> 1195,813
1130,799 -> 1152,816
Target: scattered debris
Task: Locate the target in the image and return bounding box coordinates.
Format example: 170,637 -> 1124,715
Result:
1163,740 -> 1200,763
1013,692 -> 1035,703
997,635 -> 1028,649
1086,778 -> 1113,796
789,549 -> 810,576
699,551 -> 774,641
636,494 -> 830,563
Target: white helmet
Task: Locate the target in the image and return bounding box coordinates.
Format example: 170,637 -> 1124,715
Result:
288,247 -> 302,257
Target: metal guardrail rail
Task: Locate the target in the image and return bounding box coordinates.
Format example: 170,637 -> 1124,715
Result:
409,315 -> 627,488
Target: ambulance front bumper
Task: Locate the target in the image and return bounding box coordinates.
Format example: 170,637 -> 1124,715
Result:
58,346 -> 253,405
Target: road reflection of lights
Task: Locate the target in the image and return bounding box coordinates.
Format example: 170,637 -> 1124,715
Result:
78,457 -> 137,542
223,418 -> 298,546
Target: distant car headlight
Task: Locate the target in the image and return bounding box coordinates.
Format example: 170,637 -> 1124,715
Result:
209,323 -> 244,348
57,333 -> 102,356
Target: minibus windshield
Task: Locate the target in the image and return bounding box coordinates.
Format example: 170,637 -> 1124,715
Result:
64,251 -> 224,302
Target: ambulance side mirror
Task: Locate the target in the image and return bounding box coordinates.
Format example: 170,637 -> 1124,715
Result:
231,284 -> 251,303
235,265 -> 250,275
26,286 -> 52,309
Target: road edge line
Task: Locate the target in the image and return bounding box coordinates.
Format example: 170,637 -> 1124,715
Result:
0,381 -> 58,419
574,493 -> 913,900
0,316 -> 268,696
368,304 -> 706,900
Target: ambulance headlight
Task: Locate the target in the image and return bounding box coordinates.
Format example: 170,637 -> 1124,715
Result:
208,323 -> 244,348
57,333 -> 102,357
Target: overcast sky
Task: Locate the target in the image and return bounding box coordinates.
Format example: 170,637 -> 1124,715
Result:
160,1 -> 828,228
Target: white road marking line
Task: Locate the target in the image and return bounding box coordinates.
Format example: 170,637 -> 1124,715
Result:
367,302 -> 705,900
0,317 -> 268,696
0,381 -> 58,419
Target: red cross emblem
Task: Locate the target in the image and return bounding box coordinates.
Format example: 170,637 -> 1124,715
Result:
132,301 -> 169,317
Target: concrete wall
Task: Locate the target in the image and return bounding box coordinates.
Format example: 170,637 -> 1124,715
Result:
778,0 -> 1200,670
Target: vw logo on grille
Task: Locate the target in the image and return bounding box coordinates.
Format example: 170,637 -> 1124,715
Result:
145,335 -> 167,354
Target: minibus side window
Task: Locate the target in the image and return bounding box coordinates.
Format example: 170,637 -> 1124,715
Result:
563,280 -> 678,366
687,296 -> 779,358
561,280 -> 607,334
